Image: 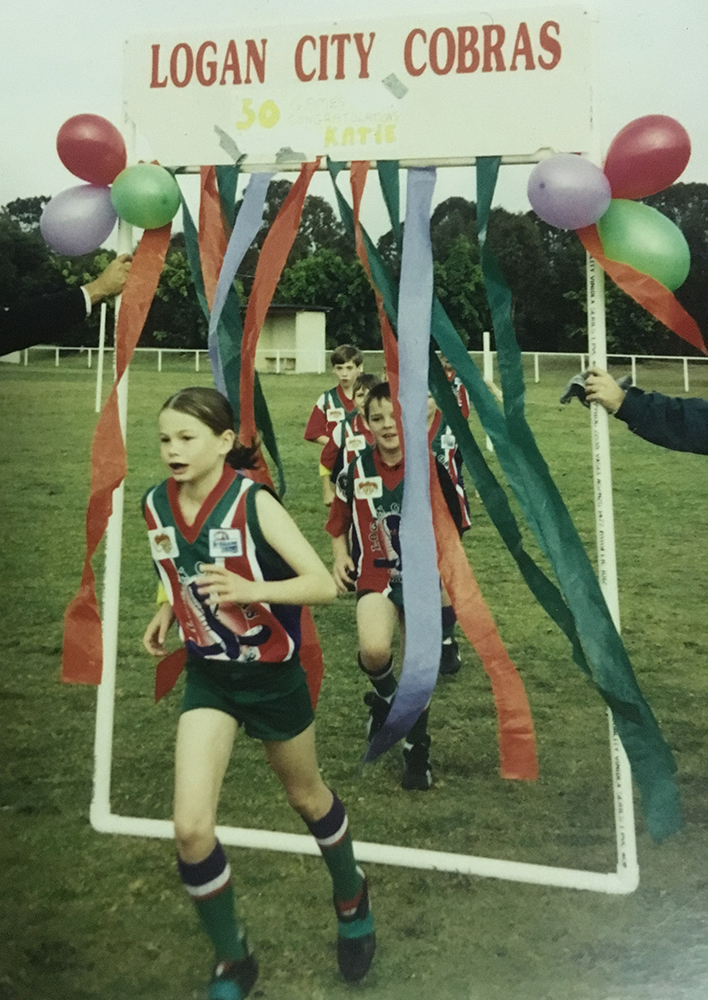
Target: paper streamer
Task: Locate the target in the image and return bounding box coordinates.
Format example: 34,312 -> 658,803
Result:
62,225 -> 172,684
199,166 -> 228,310
366,167 -> 441,760
208,172 -> 274,395
239,159 -> 320,445
576,223 -> 706,355
430,461 -> 538,780
475,157 -> 680,840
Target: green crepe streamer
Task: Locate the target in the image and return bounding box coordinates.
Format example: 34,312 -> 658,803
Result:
179,181 -> 286,496
475,156 -> 680,841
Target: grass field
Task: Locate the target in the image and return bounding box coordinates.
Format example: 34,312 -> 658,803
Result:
1,356 -> 707,1000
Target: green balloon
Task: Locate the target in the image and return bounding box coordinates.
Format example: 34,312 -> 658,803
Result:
111,164 -> 180,229
597,199 -> 690,290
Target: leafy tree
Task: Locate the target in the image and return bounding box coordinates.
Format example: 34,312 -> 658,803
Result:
276,248 -> 378,347
5,195 -> 50,230
0,206 -> 61,306
433,235 -> 488,348
141,235 -> 208,348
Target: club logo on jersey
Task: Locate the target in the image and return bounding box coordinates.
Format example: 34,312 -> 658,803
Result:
355,476 -> 383,499
347,435 -> 366,454
209,528 -> 243,558
441,433 -> 457,451
149,526 -> 179,560
326,406 -> 345,423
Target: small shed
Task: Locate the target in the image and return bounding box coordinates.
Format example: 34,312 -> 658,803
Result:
254,304 -> 328,374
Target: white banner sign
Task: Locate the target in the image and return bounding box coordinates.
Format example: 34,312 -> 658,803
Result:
124,7 -> 591,166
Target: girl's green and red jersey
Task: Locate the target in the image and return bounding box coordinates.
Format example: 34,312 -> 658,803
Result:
142,466 -> 301,664
304,384 -> 357,453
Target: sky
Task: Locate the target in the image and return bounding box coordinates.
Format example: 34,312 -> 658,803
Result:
0,0 -> 706,241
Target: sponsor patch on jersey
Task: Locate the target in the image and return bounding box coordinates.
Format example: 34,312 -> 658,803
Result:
326,406 -> 345,423
355,476 -> 383,499
441,433 -> 457,451
209,528 -> 243,558
149,526 -> 179,560
347,435 -> 366,453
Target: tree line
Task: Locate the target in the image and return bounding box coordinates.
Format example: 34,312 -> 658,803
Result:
1,180 -> 706,356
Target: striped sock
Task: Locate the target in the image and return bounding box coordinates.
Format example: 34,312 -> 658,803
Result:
306,794 -> 365,920
359,655 -> 397,703
177,840 -> 246,962
441,605 -> 457,642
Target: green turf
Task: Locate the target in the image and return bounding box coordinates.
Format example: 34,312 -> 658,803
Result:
1,357 -> 707,1000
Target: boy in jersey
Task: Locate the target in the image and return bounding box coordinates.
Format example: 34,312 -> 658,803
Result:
304,345 -> 363,506
322,372 -> 381,487
326,383 -> 461,790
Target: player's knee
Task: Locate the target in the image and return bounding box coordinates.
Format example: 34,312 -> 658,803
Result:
284,778 -> 331,822
359,644 -> 391,673
174,810 -> 215,859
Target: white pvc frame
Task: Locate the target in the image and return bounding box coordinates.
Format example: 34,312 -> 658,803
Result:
90,113 -> 638,893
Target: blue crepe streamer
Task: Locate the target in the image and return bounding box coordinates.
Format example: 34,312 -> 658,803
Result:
365,167 -> 441,762
208,172 -> 274,394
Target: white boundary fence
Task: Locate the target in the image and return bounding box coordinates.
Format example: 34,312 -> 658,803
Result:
20,344 -> 708,393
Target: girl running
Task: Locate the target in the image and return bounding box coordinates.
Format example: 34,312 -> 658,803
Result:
142,386 -> 375,1000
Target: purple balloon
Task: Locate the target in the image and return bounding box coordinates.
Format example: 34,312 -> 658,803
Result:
40,184 -> 117,255
528,155 -> 611,230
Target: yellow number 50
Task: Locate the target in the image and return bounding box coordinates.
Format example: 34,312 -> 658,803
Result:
236,99 -> 280,131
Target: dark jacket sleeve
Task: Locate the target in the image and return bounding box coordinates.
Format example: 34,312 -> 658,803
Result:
615,386 -> 708,455
0,288 -> 87,356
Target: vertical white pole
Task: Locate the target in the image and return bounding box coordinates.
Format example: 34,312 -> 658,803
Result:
23,348 -> 28,366
580,353 -> 586,371
95,302 -> 107,414
55,347 -> 60,367
195,350 -> 200,373
586,252 -> 638,888
683,357 -> 689,392
87,347 -> 92,369
158,349 -> 162,372
631,356 -> 637,385
90,111 -> 136,833
482,330 -> 494,453
534,352 -> 540,384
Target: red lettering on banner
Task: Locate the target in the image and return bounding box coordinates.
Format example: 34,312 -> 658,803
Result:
457,27 -> 480,73
353,32 -> 375,78
220,40 -> 242,84
196,41 -> 218,86
295,36 -> 316,82
170,43 -> 194,87
331,33 -> 351,80
244,39 -> 267,83
430,27 -> 455,75
319,34 -> 329,80
510,23 -> 535,71
538,21 -> 562,69
150,45 -> 168,88
403,28 -> 427,76
482,25 -> 506,72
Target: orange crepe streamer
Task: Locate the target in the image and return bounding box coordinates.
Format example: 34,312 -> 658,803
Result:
577,224 -> 707,356
430,463 -> 538,779
155,647 -> 187,702
349,162 -> 401,422
239,159 -> 320,445
199,166 -> 228,311
62,226 -> 172,684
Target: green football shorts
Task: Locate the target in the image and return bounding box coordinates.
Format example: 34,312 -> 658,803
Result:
181,654 -> 314,742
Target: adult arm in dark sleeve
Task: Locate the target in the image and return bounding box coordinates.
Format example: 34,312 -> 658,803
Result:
0,288 -> 87,356
0,254 -> 132,357
615,387 -> 708,455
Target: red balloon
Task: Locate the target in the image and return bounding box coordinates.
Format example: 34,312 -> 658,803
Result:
603,115 -> 691,200
57,114 -> 127,186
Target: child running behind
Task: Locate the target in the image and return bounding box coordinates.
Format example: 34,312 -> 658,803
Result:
326,382 -> 462,790
322,372 -> 381,487
304,344 -> 363,505
142,387 -> 375,1000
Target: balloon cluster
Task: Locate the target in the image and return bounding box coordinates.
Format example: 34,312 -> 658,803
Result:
527,115 -> 691,290
40,114 -> 180,256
